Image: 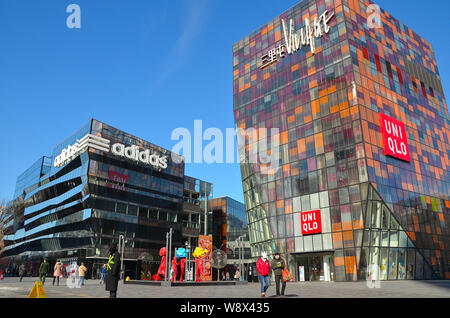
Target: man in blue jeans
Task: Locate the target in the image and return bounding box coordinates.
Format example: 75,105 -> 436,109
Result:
256,252 -> 270,297
100,264 -> 107,284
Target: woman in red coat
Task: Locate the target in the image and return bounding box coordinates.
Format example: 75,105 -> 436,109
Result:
256,252 -> 270,297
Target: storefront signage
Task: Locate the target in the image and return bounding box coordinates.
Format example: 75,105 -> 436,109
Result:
260,10 -> 335,69
111,144 -> 167,169
379,113 -> 411,162
54,133 -> 168,169
301,210 -> 322,235
54,134 -> 110,168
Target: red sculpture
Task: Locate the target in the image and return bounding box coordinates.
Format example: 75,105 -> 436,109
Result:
154,247 -> 166,281
171,257 -> 179,282
193,247 -> 207,282
179,258 -> 186,282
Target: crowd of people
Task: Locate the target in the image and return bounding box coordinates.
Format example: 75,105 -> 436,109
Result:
33,259 -> 91,287
0,244 -> 121,298
3,260 -> 109,284
1,248 -> 292,298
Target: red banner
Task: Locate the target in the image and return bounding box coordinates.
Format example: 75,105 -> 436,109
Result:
108,170 -> 130,192
379,113 -> 411,162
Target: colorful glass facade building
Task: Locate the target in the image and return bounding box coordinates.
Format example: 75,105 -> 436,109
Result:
233,0 -> 449,281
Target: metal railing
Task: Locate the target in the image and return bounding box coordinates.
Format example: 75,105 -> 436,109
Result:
182,221 -> 199,229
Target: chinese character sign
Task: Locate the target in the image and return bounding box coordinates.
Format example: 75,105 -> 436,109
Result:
379,113 -> 411,162
108,170 -> 130,192
259,10 -> 335,69
261,45 -> 286,69
301,210 -> 322,235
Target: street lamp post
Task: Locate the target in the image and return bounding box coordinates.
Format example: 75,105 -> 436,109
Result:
165,232 -> 169,282
168,228 -> 173,281
164,228 -> 173,282
241,236 -> 244,281
235,235 -> 245,282
118,235 -> 125,282
204,182 -> 207,236
185,241 -> 191,281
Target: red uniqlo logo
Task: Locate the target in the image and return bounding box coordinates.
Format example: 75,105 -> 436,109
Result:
301,210 -> 322,235
379,113 -> 411,162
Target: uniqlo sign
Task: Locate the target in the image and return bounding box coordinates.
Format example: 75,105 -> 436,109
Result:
379,113 -> 411,162
301,210 -> 322,235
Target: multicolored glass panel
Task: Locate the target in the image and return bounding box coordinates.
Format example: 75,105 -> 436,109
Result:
233,0 -> 449,280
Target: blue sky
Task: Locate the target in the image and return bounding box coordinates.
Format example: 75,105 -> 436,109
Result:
0,0 -> 449,203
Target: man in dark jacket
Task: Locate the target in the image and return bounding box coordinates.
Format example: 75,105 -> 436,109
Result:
270,253 -> 286,297
105,244 -> 121,298
39,259 -> 49,284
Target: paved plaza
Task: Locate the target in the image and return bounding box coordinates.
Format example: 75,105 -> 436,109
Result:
0,277 -> 448,298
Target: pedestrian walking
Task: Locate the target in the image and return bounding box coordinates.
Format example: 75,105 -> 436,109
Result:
39,259 -> 49,284
271,253 -> 286,297
105,244 -> 121,298
256,252 -> 270,298
53,260 -> 63,286
61,264 -> 66,278
19,264 -> 26,282
78,262 -> 87,286
100,264 -> 107,284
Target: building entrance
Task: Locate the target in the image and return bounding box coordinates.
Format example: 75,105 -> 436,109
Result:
294,252 -> 334,282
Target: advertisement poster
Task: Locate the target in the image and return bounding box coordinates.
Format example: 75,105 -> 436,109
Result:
108,169 -> 130,192
198,235 -> 213,281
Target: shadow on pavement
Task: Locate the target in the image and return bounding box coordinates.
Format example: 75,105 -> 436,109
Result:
410,280 -> 450,291
267,294 -> 299,298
